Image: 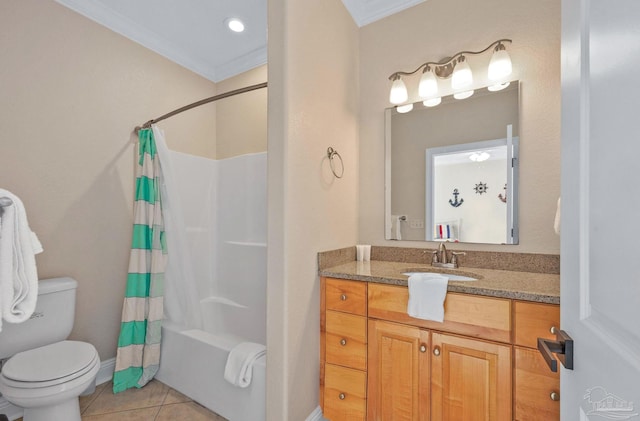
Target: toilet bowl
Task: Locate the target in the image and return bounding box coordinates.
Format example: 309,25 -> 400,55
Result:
0,340 -> 100,421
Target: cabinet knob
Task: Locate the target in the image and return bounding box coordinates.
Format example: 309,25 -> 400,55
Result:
433,346 -> 441,356
340,294 -> 347,301
550,391 -> 560,401
550,326 -> 557,334
339,393 -> 346,400
420,344 -> 427,353
340,338 -> 347,346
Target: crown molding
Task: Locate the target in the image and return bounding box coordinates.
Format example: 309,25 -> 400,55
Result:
341,0 -> 426,27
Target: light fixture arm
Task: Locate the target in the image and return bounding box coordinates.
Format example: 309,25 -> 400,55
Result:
387,39 -> 512,81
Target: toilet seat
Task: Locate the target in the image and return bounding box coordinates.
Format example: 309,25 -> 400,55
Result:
1,341 -> 99,389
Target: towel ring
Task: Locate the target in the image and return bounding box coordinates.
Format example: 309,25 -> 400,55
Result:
327,147 -> 344,179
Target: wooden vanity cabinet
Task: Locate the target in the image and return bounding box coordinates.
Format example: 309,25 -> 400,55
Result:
320,277 -> 559,421
321,278 -> 368,421
367,320 -> 430,421
513,302 -> 560,421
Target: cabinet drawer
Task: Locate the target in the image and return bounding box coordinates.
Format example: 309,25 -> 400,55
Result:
514,347 -> 560,421
326,278 -> 367,316
513,301 -> 560,348
324,363 -> 366,421
326,310 -> 367,370
368,283 -> 511,343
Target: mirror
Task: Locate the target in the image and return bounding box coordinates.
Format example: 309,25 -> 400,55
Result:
385,82 -> 520,244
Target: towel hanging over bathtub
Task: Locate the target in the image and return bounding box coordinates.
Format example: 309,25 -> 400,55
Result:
0,189 -> 43,332
224,342 -> 266,388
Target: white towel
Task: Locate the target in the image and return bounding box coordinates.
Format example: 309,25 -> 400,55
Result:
390,215 -> 403,240
224,342 -> 266,388
554,197 -> 561,235
0,189 -> 43,332
407,273 -> 449,322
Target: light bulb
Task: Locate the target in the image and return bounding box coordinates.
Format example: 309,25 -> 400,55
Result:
453,90 -> 474,100
418,68 -> 438,99
423,97 -> 442,107
488,47 -> 512,81
488,82 -> 511,92
396,103 -> 413,113
451,58 -> 473,90
389,77 -> 408,105
226,18 -> 245,33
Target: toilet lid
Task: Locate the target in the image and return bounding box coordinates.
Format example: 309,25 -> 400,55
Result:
2,341 -> 98,383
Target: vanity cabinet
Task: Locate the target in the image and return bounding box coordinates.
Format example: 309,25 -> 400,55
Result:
321,278 -> 368,421
367,320 -> 429,421
513,302 -> 561,421
320,277 -> 559,421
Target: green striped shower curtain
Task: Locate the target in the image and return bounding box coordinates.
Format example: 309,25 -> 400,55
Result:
113,128 -> 167,393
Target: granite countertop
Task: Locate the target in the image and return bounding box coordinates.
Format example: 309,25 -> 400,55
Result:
319,260 -> 560,304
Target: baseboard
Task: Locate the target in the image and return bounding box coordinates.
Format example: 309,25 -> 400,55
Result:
97,357 -> 116,385
305,406 -> 325,421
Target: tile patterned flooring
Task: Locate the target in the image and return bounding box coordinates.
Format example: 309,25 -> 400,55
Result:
17,380 -> 228,421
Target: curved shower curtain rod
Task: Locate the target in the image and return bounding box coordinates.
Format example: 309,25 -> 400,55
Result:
134,81 -> 268,133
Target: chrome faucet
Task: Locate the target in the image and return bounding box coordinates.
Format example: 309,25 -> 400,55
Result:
431,243 -> 466,269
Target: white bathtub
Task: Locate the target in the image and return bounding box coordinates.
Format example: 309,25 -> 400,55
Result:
156,304 -> 266,421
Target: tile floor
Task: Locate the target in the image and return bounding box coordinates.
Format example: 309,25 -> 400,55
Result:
17,380 -> 227,421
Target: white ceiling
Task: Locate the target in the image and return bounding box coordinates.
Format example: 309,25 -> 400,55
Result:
55,0 -> 425,83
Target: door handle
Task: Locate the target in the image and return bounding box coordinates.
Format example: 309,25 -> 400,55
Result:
537,329 -> 574,372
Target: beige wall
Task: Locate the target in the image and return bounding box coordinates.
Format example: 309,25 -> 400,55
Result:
0,0 -> 217,360
216,65 -> 268,159
359,0 -> 561,253
267,0 -> 359,419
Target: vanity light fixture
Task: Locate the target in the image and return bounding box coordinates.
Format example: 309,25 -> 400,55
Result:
396,103 -> 414,113
388,39 -> 513,107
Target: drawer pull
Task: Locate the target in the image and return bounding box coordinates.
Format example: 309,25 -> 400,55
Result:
420,344 -> 427,353
550,392 -> 560,401
340,294 -> 347,301
433,346 -> 441,356
550,326 -> 557,334
340,338 -> 347,346
339,393 -> 346,400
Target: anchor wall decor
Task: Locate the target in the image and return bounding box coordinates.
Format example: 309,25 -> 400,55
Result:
449,188 -> 464,207
498,184 -> 507,203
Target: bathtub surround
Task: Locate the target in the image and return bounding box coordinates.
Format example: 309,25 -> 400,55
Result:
154,148 -> 267,420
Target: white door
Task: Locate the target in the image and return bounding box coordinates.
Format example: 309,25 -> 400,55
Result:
561,0 -> 640,420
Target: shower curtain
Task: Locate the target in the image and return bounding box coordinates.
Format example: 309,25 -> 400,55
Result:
113,128 -> 166,393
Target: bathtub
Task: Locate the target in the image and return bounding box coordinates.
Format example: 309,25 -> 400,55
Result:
156,298 -> 266,421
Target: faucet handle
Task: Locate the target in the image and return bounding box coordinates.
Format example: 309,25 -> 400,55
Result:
431,250 -> 439,264
451,252 -> 466,268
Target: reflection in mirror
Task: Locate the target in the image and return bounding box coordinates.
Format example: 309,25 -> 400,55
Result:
427,136 -> 518,244
385,82 -> 519,244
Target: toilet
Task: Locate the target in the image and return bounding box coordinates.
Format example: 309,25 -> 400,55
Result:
0,277 -> 100,421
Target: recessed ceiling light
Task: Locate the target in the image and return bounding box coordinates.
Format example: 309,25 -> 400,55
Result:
225,18 -> 245,33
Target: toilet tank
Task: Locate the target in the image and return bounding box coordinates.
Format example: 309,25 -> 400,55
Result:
0,277 -> 78,360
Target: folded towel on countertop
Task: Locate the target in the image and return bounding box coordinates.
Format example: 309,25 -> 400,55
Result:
407,273 -> 449,322
0,189 -> 43,332
224,342 -> 266,388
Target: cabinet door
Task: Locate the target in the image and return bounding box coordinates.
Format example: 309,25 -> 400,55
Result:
431,333 -> 511,421
367,319 -> 429,421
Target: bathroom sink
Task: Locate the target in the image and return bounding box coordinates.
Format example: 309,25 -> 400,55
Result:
402,268 -> 480,281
